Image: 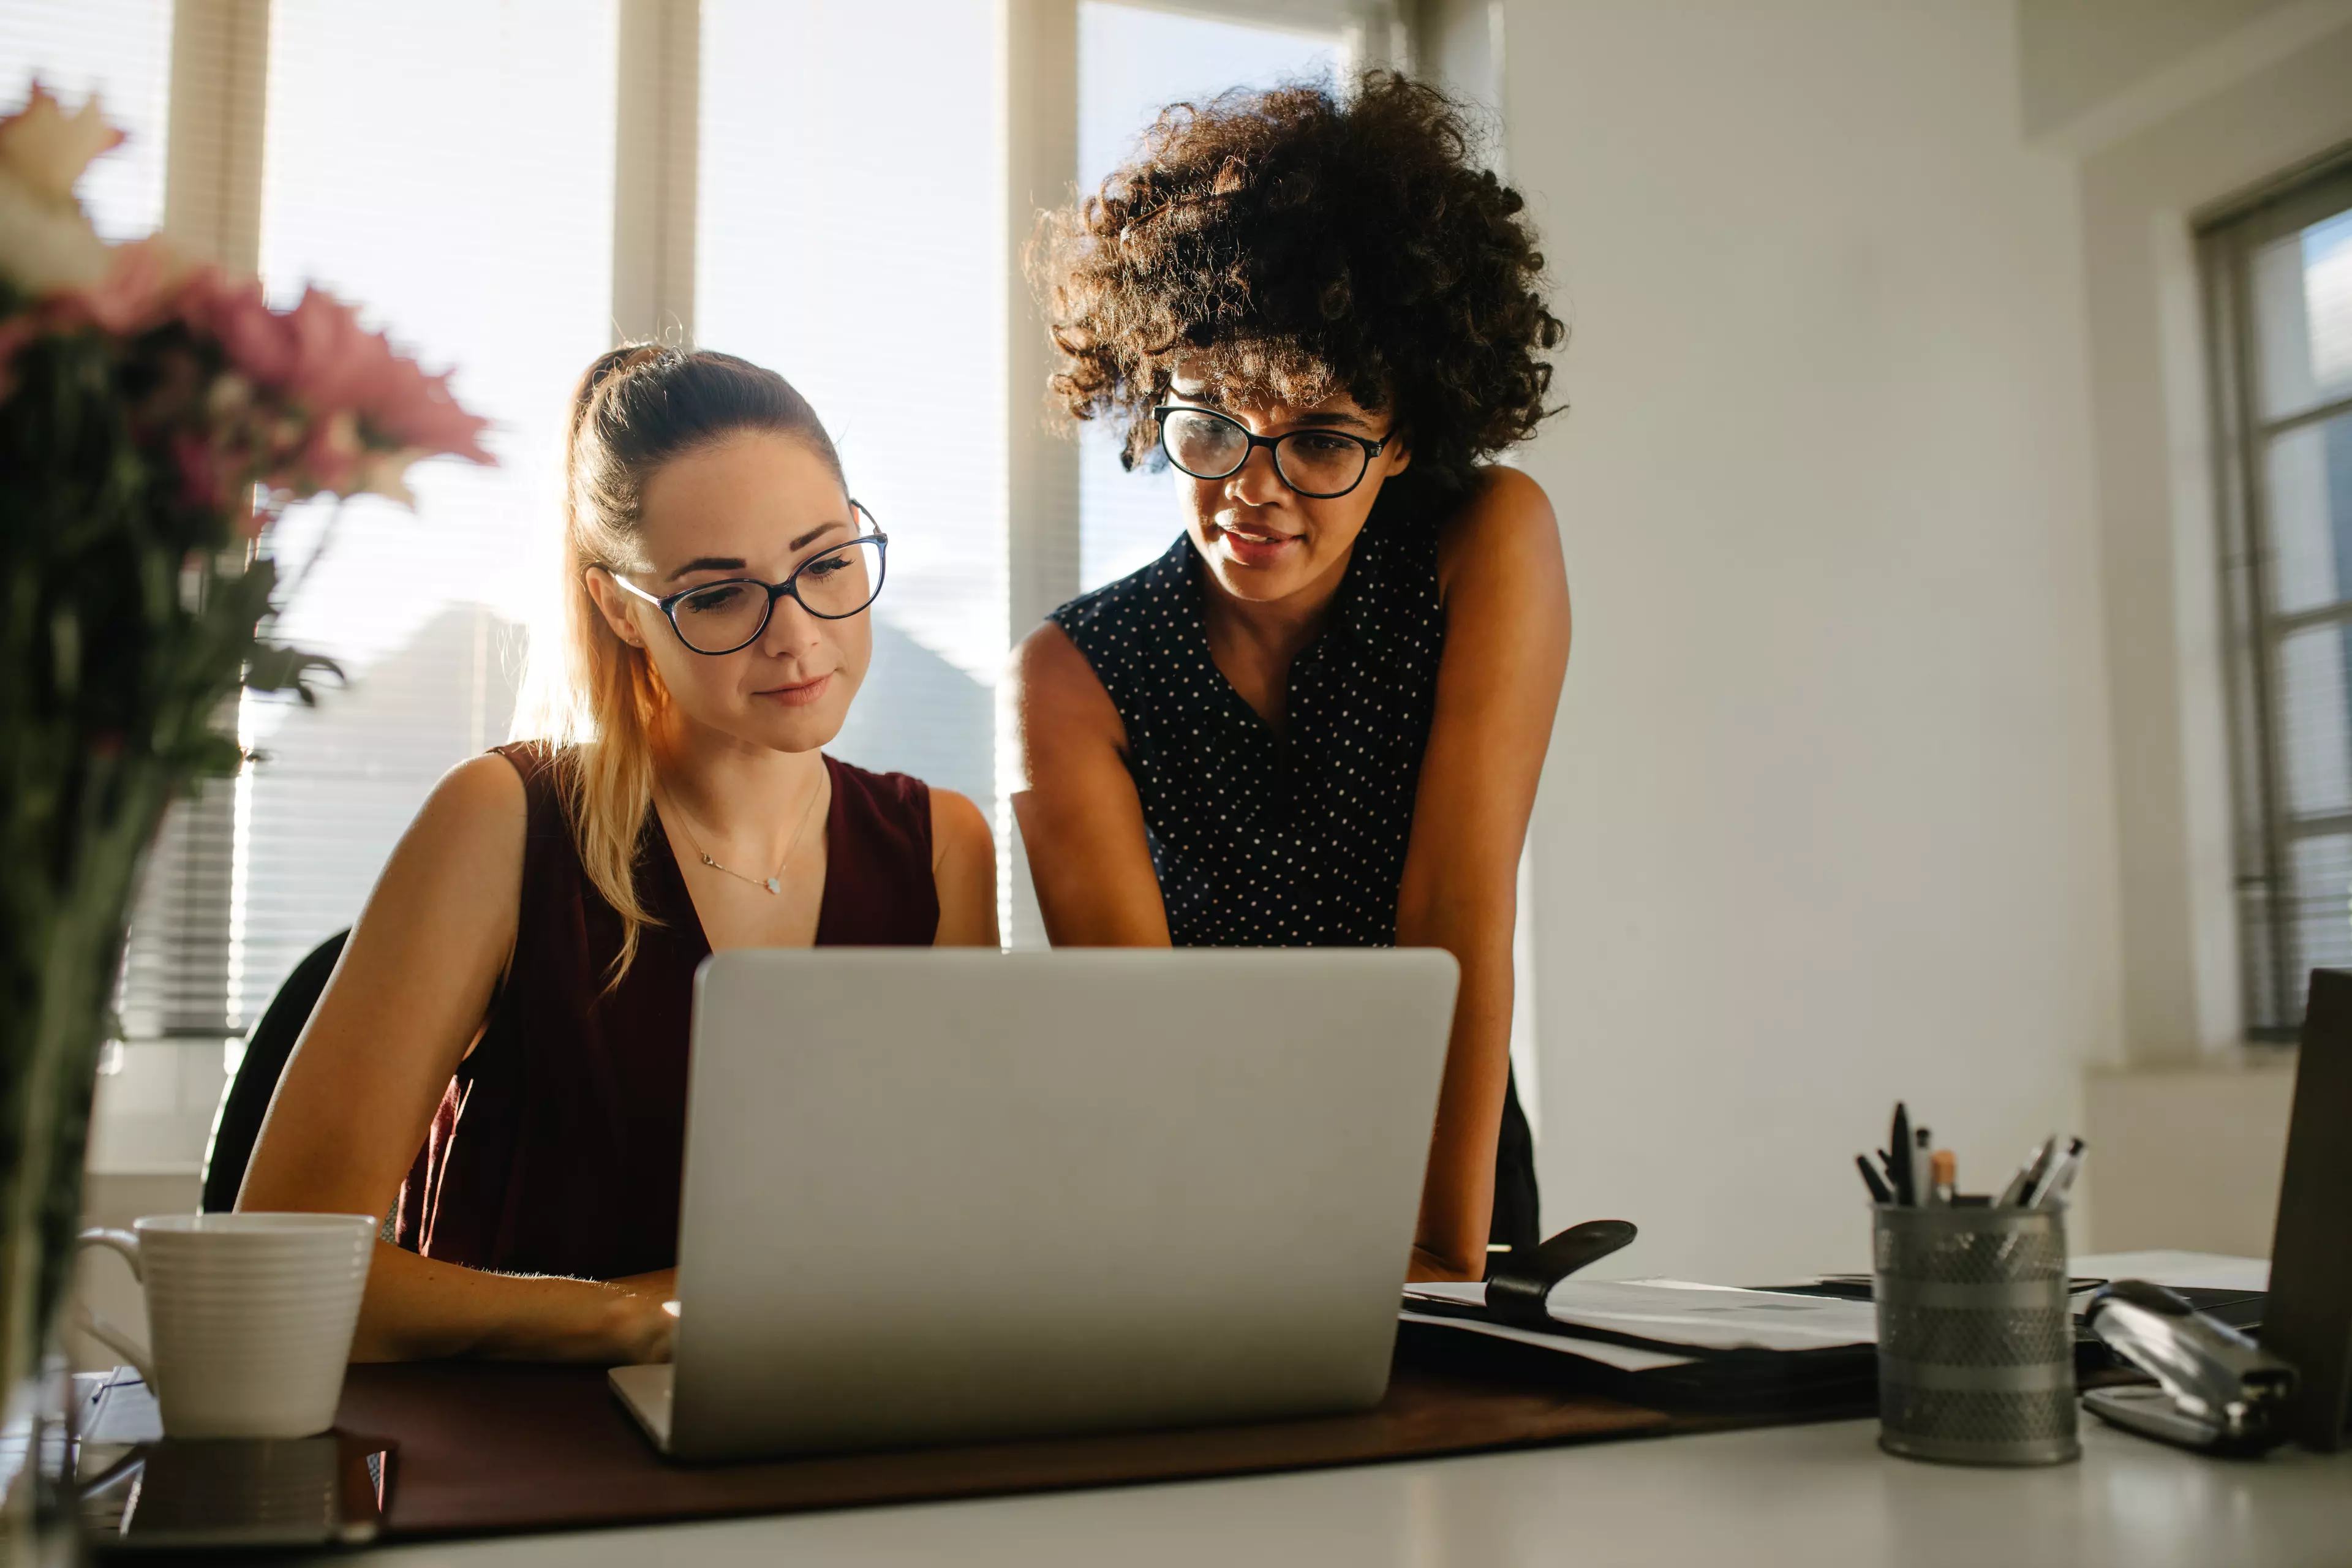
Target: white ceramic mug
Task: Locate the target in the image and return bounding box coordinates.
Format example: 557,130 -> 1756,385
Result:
75,1213 -> 375,1439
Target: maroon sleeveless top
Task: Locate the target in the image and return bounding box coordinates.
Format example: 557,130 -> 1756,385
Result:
395,742 -> 937,1278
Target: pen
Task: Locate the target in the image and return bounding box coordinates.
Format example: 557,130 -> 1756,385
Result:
1914,1127 -> 1932,1210
2026,1137 -> 2086,1208
2041,1143 -> 2086,1207
1856,1153 -> 1894,1204
1890,1103 -> 1915,1207
1998,1136 -> 2057,1208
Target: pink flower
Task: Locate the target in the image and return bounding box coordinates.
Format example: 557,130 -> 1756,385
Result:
279,286 -> 391,413
69,237 -> 195,334
180,271 -> 297,388
363,365 -> 493,464
280,287 -> 492,464
175,279 -> 493,471
172,430 -> 227,511
286,408 -> 363,496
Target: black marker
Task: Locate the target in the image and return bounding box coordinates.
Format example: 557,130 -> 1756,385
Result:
1890,1102 -> 1915,1206
1856,1154 -> 1894,1204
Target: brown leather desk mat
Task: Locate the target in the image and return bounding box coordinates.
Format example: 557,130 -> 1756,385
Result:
335,1346 -> 1856,1543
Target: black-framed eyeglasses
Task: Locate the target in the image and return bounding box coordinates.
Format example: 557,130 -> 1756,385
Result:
1153,404 -> 1391,500
607,501 -> 889,655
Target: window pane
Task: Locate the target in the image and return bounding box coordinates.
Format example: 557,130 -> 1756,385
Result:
2286,832 -> 2352,980
1074,2 -> 1345,591
2254,206 -> 2352,423
2261,410 -> 2352,616
0,0 -> 172,241
238,0 -> 618,1023
2274,620 -> 2352,821
697,0 -> 1003,821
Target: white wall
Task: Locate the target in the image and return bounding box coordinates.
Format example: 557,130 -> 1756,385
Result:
2086,1055 -> 2296,1254
2016,0 -> 2313,141
1498,1 -> 2120,1281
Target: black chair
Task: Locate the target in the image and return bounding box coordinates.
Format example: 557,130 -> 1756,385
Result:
199,929 -> 349,1213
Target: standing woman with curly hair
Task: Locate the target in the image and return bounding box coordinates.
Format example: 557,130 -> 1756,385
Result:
1011,74 -> 1569,1282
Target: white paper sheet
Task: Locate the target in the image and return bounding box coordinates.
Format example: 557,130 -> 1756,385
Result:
1396,1310 -> 1698,1371
1542,1281 -> 1879,1351
1403,1278 -> 1878,1352
2070,1251 -> 2270,1292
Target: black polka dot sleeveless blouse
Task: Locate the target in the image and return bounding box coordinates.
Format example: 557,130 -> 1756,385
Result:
1047,477 -> 1539,1255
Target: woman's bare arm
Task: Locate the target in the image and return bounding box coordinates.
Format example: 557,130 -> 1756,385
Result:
930,787 -> 1001,946
1398,467 -> 1571,1281
237,753 -> 673,1363
1006,625 -> 1172,946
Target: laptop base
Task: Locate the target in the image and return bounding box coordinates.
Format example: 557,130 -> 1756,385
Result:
609,1363 -> 674,1452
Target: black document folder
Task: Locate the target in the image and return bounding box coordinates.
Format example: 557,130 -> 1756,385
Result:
1396,1292 -> 1879,1414
1399,1264 -> 2266,1412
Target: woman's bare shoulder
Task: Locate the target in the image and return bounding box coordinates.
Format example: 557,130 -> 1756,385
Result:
421,751 -> 531,836
1010,621 -> 1107,707
925,786 -> 1000,945
1436,466 -> 1559,569
927,785 -> 993,862
362,752 -> 532,919
1007,622 -> 1128,775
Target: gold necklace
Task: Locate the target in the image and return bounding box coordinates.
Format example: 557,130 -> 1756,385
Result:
661,768 -> 825,895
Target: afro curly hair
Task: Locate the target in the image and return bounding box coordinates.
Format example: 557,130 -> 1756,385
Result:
1030,70 -> 1564,494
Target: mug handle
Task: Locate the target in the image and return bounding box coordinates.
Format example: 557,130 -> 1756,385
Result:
73,1228 -> 157,1389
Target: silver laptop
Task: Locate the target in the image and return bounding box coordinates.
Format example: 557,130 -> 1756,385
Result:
609,948 -> 1457,1461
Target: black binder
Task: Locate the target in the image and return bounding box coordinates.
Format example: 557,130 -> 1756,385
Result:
1403,1221 -> 1877,1413
2265,968 -> 2352,1451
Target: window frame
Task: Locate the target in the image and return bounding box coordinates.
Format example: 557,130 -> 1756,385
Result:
2202,148 -> 2352,1038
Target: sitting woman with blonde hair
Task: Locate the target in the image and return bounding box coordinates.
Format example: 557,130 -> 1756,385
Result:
241,345 -> 997,1362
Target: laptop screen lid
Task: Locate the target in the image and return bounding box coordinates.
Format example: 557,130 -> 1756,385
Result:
666,948 -> 1457,1460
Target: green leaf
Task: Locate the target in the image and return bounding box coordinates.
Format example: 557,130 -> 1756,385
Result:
243,643 -> 344,706
182,732 -> 246,778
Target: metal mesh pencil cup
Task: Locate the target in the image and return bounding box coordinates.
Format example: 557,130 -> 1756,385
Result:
1872,1204 -> 2078,1466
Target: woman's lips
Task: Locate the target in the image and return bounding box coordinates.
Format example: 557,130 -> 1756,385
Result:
756,673 -> 833,707
1212,521 -> 1300,568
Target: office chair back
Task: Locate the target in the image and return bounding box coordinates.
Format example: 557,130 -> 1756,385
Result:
200,929 -> 350,1213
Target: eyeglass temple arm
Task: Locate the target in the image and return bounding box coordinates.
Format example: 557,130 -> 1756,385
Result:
603,568 -> 663,607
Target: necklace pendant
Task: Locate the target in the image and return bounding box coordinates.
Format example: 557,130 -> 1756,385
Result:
764,876 -> 780,894
701,854 -> 717,867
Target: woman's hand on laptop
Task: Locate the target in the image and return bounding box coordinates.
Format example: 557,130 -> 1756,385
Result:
603,1269 -> 679,1365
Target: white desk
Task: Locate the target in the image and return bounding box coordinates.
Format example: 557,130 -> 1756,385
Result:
337,1253 -> 2352,1567
340,1417 -> 2352,1568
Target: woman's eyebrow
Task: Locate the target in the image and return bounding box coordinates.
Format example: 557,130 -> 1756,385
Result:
1170,394 -> 1373,431
789,518 -> 851,552
666,556 -> 748,582
662,520 -> 851,583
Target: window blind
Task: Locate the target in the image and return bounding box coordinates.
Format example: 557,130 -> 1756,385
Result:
695,0 -> 1006,823
0,0 -> 172,241
230,0 -> 619,1025
2211,162 -> 2352,1034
